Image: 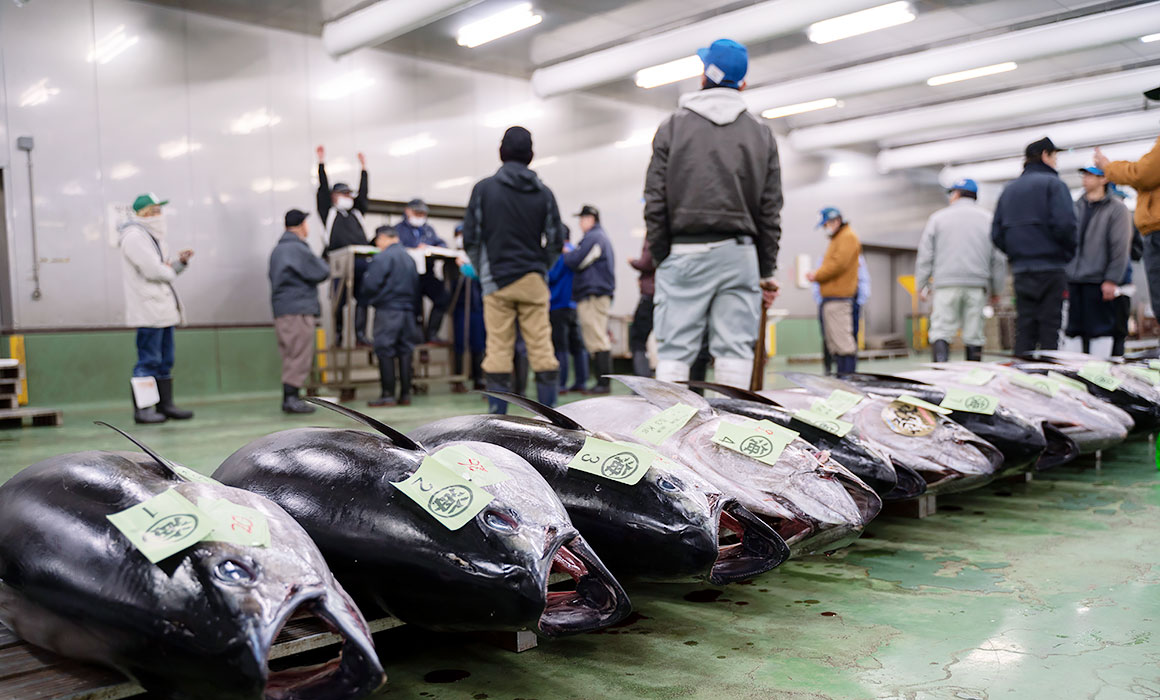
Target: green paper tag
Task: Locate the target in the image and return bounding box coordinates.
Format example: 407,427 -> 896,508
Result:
711,420 -> 798,466
1129,367 -> 1160,386
897,394 -> 951,415
939,387 -> 999,415
1008,372 -> 1058,397
566,437 -> 655,485
1077,362 -> 1122,391
430,445 -> 509,487
107,489 -> 215,564
811,390 -> 863,419
959,369 -> 995,386
793,409 -> 853,437
632,403 -> 698,445
1150,360 -> 1160,371
392,459 -> 494,531
200,498 -> 270,548
1047,371 -> 1088,393
171,464 -> 219,485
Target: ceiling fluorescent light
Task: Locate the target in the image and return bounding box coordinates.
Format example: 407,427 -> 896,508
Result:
927,62 -> 1017,86
635,55 -> 704,89
481,102 -> 545,128
434,176 -> 475,190
807,1 -> 914,44
761,97 -> 839,120
322,0 -> 478,58
19,79 -> 60,107
531,156 -> 558,167
109,163 -> 140,181
389,133 -> 437,156
229,108 -> 282,135
1141,33 -> 1160,43
158,138 -> 202,160
87,25 -> 139,64
315,70 -> 375,101
614,128 -> 657,149
457,3 -> 542,48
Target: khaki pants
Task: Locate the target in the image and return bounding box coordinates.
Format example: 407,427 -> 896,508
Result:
822,299 -> 857,356
482,273 -> 559,374
275,314 -> 316,387
929,286 -> 987,346
577,295 -> 612,353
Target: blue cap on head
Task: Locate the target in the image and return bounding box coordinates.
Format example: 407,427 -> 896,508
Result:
817,207 -> 842,228
1078,165 -> 1105,177
949,178 -> 978,194
697,39 -> 748,88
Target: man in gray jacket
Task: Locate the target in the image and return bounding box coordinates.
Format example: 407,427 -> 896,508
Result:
644,38 -> 782,388
269,209 -> 330,414
1062,166 -> 1132,358
915,179 -> 1005,362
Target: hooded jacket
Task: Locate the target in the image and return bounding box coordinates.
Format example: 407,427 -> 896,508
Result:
644,87 -> 783,278
563,223 -> 615,300
462,161 -> 565,295
991,161 -> 1077,273
1105,134 -> 1160,236
1066,193 -> 1132,284
118,219 -> 185,328
915,198 -> 1006,293
269,231 -> 330,317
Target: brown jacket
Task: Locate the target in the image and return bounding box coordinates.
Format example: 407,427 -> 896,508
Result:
815,224 -> 861,298
1106,135 -> 1160,235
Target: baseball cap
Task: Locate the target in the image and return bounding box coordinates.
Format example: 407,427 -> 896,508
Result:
331,182 -> 353,194
406,198 -> 429,213
284,209 -> 307,228
1025,137 -> 1059,159
574,204 -> 600,219
1109,184 -> 1129,199
697,39 -> 748,88
817,207 -> 842,228
1077,165 -> 1105,177
948,178 -> 978,194
132,192 -> 168,212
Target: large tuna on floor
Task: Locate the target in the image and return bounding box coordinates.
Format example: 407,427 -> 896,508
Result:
0,425 -> 385,700
1013,353 -> 1160,434
557,377 -> 882,557
409,392 -> 790,585
215,401 -> 631,638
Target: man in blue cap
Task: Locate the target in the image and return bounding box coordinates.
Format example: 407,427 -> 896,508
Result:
395,198 -> 451,344
915,178 -> 1006,362
808,207 -> 861,375
644,38 -> 782,388
1060,166 -> 1132,358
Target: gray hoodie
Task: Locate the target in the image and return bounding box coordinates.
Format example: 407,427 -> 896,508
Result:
1066,194 -> 1131,285
644,87 -> 783,278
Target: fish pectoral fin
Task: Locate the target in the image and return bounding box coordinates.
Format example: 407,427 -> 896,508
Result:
479,391 -> 587,431
303,398 -> 425,451
684,381 -> 777,405
607,375 -> 711,410
93,420 -> 184,479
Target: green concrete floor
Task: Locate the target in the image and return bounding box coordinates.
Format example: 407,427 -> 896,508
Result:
2,356 -> 1159,699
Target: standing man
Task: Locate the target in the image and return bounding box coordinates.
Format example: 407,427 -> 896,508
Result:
549,229 -> 588,393
644,38 -> 782,388
807,208 -> 861,375
628,241 -> 656,377
316,146 -> 371,346
563,204 -> 615,394
395,198 -> 452,344
915,178 -> 1006,362
991,137 -> 1077,355
462,126 -> 565,412
1061,166 -> 1132,358
362,226 -> 420,407
268,209 -> 330,414
119,193 -> 194,424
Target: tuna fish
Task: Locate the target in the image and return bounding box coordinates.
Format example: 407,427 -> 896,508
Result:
1012,358 -> 1160,434
556,377 -> 882,557
0,425 -> 385,700
215,401 -> 631,638
409,392 -> 790,584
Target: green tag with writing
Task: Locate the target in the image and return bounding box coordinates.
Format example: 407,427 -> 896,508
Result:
171,464 -> 219,485
107,489 -> 215,564
939,387 -> 999,415
1150,360 -> 1160,371
793,409 -> 853,437
566,437 -> 655,485
430,445 -> 509,487
392,459 -> 494,531
1077,362 -> 1122,391
959,369 -> 995,386
1008,372 -> 1058,397
711,420 -> 798,466
200,498 -> 270,548
1047,370 -> 1088,393
632,403 -> 698,445
897,394 -> 952,415
811,390 -> 863,419
1129,367 -> 1160,386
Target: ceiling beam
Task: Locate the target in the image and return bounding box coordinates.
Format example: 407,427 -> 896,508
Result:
321,0 -> 481,58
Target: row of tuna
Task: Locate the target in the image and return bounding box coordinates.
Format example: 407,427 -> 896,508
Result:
0,350 -> 1155,699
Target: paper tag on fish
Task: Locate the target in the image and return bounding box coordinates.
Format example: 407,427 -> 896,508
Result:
1077,362 -> 1122,391
171,464 -> 219,485
1008,372 -> 1057,397
200,498 -> 270,548
711,420 -> 797,466
567,437 -> 655,485
107,489 -> 215,564
882,402 -> 938,437
793,408 -> 853,437
958,369 -> 995,386
896,394 -> 951,415
632,403 -> 698,445
393,460 -> 494,531
430,445 -> 509,487
939,388 -> 999,415
1047,371 -> 1088,393
1150,360 -> 1160,371
811,390 -> 862,419
1128,367 -> 1160,386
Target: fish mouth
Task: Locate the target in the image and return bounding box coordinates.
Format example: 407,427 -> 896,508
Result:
1035,423 -> 1080,469
537,535 -> 632,638
923,436 -> 1004,495
882,462 -> 928,501
260,596 -> 385,700
708,498 -> 791,584
760,470 -> 883,557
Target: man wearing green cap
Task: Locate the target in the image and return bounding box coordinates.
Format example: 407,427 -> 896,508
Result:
119,193 -> 195,424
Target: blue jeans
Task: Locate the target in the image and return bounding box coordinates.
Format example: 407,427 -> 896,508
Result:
134,327 -> 175,379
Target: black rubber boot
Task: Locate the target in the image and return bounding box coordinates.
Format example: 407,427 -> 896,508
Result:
471,353 -> 486,390
368,355 -> 397,407
965,345 -> 983,362
932,339 -> 950,363
512,353 -> 530,397
555,351 -> 570,391
535,370 -> 559,408
836,354 -> 857,376
486,372 -> 513,414
132,386 -> 167,425
282,384 -> 316,414
586,351 -> 612,395
398,354 -> 413,406
156,378 -> 193,419
632,350 -> 651,377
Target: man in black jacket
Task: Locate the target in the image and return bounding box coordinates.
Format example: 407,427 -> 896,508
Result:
316,145 -> 371,346
462,126 -> 565,412
991,137 -> 1078,355
563,204 -> 615,394
362,226 -> 420,407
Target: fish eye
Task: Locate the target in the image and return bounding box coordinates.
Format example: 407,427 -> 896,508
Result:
483,510 -> 519,533
214,559 -> 257,585
657,477 -> 680,492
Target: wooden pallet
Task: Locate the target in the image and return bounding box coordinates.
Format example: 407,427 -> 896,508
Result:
0,407 -> 62,429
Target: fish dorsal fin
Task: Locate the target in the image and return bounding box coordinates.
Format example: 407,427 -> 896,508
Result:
684,381 -> 778,406
780,372 -> 867,397
478,391 -> 587,432
305,398 -> 425,451
95,421 -> 186,480
609,375 -> 711,410
847,372 -> 930,386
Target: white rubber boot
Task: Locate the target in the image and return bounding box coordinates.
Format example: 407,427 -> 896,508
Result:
1088,337 -> 1113,359
655,359 -> 691,383
713,357 -> 752,391
1059,335 -> 1084,353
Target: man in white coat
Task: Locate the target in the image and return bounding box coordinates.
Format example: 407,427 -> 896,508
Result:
119,193 -> 195,424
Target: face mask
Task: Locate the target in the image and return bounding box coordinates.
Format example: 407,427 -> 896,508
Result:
407,216 -> 427,228
335,195 -> 354,211
137,211 -> 167,238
